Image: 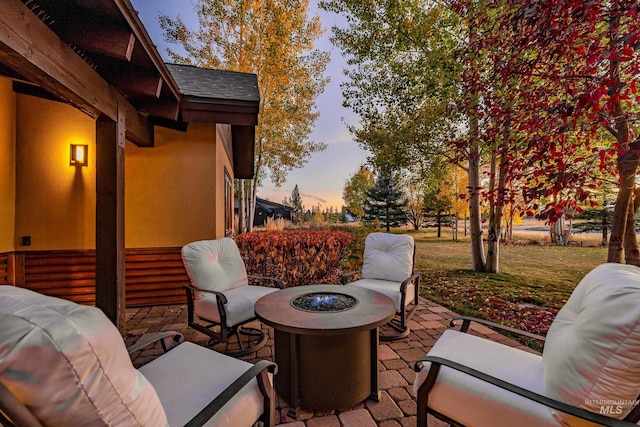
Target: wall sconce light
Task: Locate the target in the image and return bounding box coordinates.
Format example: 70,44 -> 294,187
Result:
70,144 -> 88,166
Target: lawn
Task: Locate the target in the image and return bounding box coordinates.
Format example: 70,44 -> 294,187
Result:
410,229 -> 608,337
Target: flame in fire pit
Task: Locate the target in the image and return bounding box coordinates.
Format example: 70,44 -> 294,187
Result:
291,292 -> 358,312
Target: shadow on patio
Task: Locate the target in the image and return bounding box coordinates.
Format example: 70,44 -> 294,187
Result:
126,295 -> 535,427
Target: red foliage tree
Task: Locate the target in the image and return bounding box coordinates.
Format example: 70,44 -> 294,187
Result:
452,0 -> 640,264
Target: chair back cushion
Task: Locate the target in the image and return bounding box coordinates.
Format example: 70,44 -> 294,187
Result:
182,238 -> 249,292
543,263 -> 640,423
362,232 -> 414,283
0,286 -> 168,426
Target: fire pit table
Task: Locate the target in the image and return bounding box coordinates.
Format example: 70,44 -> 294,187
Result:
254,284 -> 396,411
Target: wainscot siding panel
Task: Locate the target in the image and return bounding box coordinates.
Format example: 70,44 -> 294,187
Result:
3,248 -> 189,307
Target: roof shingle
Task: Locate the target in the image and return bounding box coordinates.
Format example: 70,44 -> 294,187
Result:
165,63 -> 259,103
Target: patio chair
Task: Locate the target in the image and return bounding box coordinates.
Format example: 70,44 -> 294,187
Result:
0,285 -> 277,427
413,262 -> 640,427
341,232 -> 421,340
182,238 -> 283,356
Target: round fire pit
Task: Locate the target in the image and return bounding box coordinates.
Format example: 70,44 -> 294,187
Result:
291,292 -> 358,312
255,285 -> 396,411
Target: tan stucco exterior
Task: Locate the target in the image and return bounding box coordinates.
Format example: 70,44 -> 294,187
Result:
0,78 -> 16,252
6,89 -> 232,252
125,123 -> 221,247
14,93 -> 96,250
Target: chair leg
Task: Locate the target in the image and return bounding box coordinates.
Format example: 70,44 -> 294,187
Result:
208,325 -> 269,357
380,299 -> 419,341
380,318 -> 411,341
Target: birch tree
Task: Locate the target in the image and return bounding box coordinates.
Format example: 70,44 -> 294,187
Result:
160,0 -> 329,231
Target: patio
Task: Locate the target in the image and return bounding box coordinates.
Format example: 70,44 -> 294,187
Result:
125,295 -> 537,427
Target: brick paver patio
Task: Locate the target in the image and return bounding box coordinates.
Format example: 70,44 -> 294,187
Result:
125,296 -> 534,427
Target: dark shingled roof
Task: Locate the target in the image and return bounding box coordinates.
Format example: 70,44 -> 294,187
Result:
165,63 -> 259,103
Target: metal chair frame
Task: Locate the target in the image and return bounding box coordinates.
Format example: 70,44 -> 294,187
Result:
414,317 -> 640,427
184,276 -> 283,357
341,244 -> 421,340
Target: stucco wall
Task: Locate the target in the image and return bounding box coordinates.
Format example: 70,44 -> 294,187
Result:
125,123 -> 220,247
215,124 -> 235,237
0,78 -> 16,252
13,94 -> 228,251
15,94 -> 96,250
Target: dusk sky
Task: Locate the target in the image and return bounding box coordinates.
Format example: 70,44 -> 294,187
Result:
131,0 -> 370,210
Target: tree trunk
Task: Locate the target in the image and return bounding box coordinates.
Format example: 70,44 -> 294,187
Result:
468,112 -> 486,271
486,149 -> 499,272
238,180 -> 246,234
602,210 -> 608,246
607,12 -> 637,264
437,211 -> 442,237
486,120 -> 508,273
624,194 -> 640,264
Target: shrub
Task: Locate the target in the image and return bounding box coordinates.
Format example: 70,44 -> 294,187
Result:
236,230 -> 353,287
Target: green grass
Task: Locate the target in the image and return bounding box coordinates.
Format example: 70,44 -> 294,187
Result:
407,228 -> 607,337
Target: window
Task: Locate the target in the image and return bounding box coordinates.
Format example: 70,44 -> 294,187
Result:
224,168 -> 233,237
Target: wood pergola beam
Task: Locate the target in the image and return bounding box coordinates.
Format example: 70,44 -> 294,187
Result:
58,24 -> 136,62
0,0 -> 155,147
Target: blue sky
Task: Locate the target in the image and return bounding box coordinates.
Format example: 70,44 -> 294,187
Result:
131,0 -> 370,210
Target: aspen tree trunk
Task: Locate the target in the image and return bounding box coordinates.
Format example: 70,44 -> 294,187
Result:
607,12 -> 637,264
238,180 -> 246,234
468,126 -> 486,271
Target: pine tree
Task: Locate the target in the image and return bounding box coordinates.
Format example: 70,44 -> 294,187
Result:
363,174 -> 407,232
290,185 -> 304,213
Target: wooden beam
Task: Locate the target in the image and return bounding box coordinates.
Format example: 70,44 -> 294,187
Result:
0,0 -> 116,120
114,0 -> 182,101
122,102 -> 154,147
232,125 -> 256,179
109,71 -> 163,99
181,100 -> 259,126
58,24 -> 135,62
95,105 -> 126,333
0,0 -> 155,147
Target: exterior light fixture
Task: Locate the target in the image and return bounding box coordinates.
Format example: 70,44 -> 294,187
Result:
70,144 -> 88,166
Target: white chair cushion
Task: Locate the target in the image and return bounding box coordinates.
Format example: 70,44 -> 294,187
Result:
0,286 -> 167,426
414,329 -> 558,427
347,278 -> 415,311
543,262 -> 640,425
182,238 -> 249,293
139,341 -> 267,427
195,285 -> 278,327
362,233 -> 414,283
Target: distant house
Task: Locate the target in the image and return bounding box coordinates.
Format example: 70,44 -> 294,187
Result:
253,197 -> 296,226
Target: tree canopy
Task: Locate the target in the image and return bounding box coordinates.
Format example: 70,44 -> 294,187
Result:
160,0 -> 330,229
364,173 -> 408,232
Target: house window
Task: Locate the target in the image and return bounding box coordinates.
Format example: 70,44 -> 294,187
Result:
224,168 -> 233,236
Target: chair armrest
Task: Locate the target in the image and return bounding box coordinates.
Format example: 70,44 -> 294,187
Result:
341,270 -> 362,284
184,360 -> 278,427
127,331 -> 184,355
451,316 -> 546,342
248,275 -> 284,288
400,271 -> 421,292
184,284 -> 228,304
414,355 -> 636,427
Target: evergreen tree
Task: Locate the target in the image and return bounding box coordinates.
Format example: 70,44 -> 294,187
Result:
290,185 -> 304,213
363,174 -> 407,232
